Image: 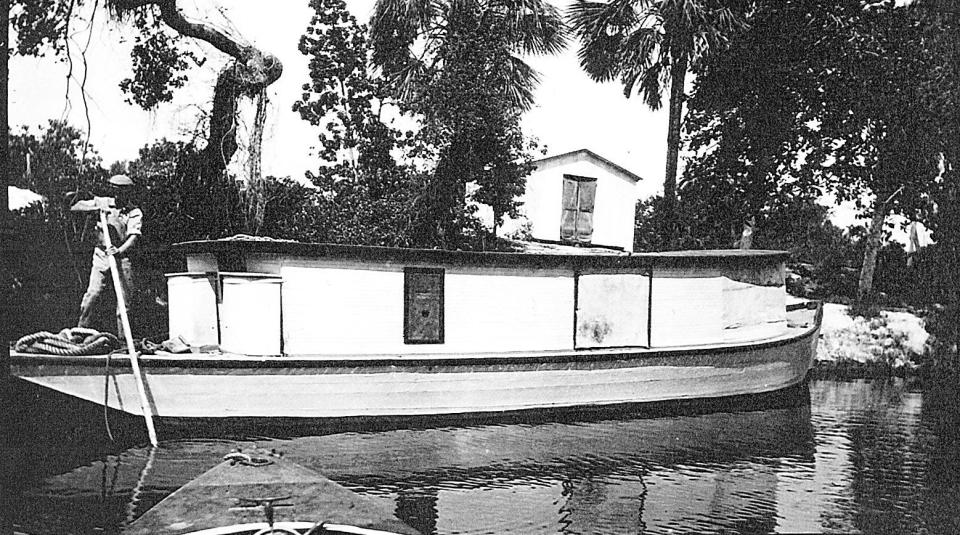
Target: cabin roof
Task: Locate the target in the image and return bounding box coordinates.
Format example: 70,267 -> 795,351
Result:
173,236 -> 789,270
532,149 -> 644,184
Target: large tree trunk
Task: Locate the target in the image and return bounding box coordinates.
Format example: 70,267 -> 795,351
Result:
857,202 -> 887,310
663,52 -> 688,246
199,51 -> 282,180
115,0 -> 283,237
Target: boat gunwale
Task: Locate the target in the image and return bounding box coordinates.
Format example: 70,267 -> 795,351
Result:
170,238 -> 791,270
9,303 -> 822,369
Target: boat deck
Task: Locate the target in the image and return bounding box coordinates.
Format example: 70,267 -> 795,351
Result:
10,306 -> 820,365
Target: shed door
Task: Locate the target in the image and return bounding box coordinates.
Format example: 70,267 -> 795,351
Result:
560,175 -> 597,244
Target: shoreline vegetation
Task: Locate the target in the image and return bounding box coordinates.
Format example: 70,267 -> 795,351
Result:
810,301 -> 930,379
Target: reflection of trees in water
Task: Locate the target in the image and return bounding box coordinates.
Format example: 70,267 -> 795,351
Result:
813,379 -> 960,535
10,389 -> 817,535
917,379 -> 960,535
320,403 -> 814,534
25,380 -> 960,534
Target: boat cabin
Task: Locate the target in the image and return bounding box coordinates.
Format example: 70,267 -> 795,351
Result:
167,239 -> 789,356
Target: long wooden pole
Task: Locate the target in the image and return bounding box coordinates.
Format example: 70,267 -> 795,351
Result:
99,210 -> 158,447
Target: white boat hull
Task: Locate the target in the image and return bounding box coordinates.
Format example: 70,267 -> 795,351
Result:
10,306 -> 820,420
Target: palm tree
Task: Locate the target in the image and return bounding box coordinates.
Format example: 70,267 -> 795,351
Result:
369,0 -> 567,112
568,0 -> 739,240
370,0 -> 566,247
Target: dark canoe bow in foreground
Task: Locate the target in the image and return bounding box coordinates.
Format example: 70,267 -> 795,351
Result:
9,238 -> 823,421
127,452 -> 420,535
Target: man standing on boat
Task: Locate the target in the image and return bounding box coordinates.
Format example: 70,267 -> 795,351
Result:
69,174 -> 143,333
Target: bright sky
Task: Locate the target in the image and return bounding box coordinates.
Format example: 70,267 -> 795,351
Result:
9,0 -> 667,200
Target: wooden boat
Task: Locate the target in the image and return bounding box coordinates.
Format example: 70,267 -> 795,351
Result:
126,450 -> 420,535
9,237 -> 822,421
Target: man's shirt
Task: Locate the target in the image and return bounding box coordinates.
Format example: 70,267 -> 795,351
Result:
71,196 -> 143,246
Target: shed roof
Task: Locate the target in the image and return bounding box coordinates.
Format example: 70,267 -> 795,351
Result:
532,149 -> 643,184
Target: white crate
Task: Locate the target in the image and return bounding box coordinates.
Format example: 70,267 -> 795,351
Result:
219,273 -> 283,356
166,272 -> 219,347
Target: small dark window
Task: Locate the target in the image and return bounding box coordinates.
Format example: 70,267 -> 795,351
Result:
404,268 -> 444,344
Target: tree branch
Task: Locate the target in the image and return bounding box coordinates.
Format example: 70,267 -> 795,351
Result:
155,0 -> 247,60
112,0 -> 283,86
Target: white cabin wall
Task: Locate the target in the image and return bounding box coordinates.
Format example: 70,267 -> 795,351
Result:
721,279 -> 787,343
649,267 -> 724,347
576,272 -> 650,348
172,253 -> 792,354
648,265 -> 789,347
247,254 -> 574,355
445,267 -> 574,353
282,261 -> 406,355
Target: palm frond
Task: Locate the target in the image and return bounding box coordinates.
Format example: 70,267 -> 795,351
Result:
568,0 -> 643,41
622,57 -> 664,108
499,0 -> 569,55
619,25 -> 661,77
387,54 -> 430,105
502,54 -> 540,111
568,0 -> 645,82
371,0 -> 442,72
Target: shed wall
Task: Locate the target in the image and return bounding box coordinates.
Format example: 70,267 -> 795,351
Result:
520,158 -> 637,251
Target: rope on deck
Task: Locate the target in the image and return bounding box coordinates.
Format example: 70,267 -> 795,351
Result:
14,328 -> 120,356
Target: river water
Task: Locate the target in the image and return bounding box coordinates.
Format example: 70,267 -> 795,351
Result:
4,378 -> 960,534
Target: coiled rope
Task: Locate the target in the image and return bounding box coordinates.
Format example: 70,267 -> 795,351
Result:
14,328 -> 120,356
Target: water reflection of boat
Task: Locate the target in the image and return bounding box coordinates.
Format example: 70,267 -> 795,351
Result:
275,398 -> 816,535
126,451 -> 419,535
12,390 -> 815,534
10,238 -> 822,422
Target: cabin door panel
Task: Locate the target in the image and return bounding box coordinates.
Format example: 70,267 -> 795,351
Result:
408,293 -> 442,342
404,268 -> 444,344
575,273 -> 650,349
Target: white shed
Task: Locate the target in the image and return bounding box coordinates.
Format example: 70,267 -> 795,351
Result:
504,149 -> 642,252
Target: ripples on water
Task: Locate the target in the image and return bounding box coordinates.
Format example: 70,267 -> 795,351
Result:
6,379 -> 960,534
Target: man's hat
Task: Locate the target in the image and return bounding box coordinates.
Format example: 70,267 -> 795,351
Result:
108,174 -> 134,187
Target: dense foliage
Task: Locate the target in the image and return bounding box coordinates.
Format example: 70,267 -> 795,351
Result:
10,0 -> 284,234
294,0 -> 404,174
917,2 -> 960,367
675,0 -> 942,310
369,0 -> 561,247
569,0 -> 744,240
